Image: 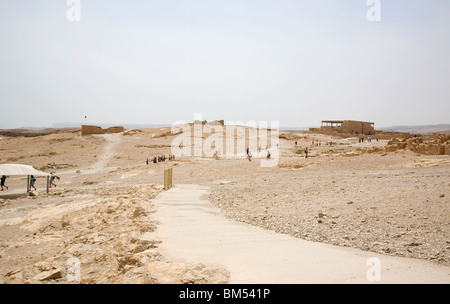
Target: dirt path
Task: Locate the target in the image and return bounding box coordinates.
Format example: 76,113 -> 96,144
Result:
153,184 -> 450,284
89,133 -> 123,170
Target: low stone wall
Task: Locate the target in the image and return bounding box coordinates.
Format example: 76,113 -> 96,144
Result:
373,130 -> 413,140
386,134 -> 450,155
82,125 -> 124,136
106,126 -> 125,134
81,125 -> 105,135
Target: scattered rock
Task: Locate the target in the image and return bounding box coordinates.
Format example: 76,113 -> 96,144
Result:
131,244 -> 148,254
5,268 -> 23,277
6,269 -> 24,283
33,268 -> 63,281
33,261 -> 52,273
1,184 -> 230,284
61,216 -> 70,228
407,242 -> 422,247
132,207 -> 146,218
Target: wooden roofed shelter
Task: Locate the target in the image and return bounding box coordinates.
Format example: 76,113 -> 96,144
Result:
0,164 -> 51,194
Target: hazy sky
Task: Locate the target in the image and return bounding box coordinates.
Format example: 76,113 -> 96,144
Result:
0,0 -> 449,129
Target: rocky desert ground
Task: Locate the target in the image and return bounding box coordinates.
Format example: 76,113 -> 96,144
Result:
0,126 -> 449,283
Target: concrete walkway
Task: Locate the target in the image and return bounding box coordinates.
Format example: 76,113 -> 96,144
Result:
153,184 -> 450,284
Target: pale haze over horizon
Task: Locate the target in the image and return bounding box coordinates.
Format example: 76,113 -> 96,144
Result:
0,0 -> 449,129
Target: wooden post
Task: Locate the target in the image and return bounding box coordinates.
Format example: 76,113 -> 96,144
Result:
27,175 -> 30,193
164,168 -> 173,190
46,176 -> 49,194
164,168 -> 168,190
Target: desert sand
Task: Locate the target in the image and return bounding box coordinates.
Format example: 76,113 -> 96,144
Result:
0,127 -> 448,283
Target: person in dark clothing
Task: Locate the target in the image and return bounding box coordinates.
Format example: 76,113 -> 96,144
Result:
1,175 -> 8,191
30,175 -> 36,191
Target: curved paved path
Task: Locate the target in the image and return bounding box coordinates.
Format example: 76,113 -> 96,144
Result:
153,184 -> 450,284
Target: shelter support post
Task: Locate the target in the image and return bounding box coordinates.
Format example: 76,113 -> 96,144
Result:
46,176 -> 49,194
27,175 -> 30,193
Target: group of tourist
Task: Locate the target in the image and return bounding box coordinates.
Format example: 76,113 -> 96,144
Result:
311,140 -> 333,146
358,136 -> 376,143
147,155 -> 175,165
245,147 -> 273,161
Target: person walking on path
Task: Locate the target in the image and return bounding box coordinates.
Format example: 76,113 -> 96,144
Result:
30,175 -> 37,191
49,173 -> 60,188
1,175 -> 8,191
304,148 -> 309,159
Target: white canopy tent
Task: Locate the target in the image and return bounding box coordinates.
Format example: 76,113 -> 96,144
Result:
0,164 -> 51,193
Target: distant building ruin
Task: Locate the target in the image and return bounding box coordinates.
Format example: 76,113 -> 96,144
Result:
320,120 -> 375,135
307,120 -> 413,139
192,120 -> 225,126
81,125 -> 124,136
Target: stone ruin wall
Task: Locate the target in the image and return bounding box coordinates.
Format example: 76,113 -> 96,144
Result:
192,120 -> 225,126
372,130 -> 413,140
82,125 -> 124,136
105,126 -> 125,134
341,121 -> 375,135
81,125 -> 105,135
386,134 -> 450,155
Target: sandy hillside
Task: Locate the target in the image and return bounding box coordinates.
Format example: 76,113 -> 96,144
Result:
0,126 -> 449,283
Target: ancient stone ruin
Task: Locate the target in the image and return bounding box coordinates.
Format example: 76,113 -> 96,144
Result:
192,120 -> 225,126
81,125 -> 124,136
307,120 -> 412,139
319,120 -> 375,135
386,134 -> 450,155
